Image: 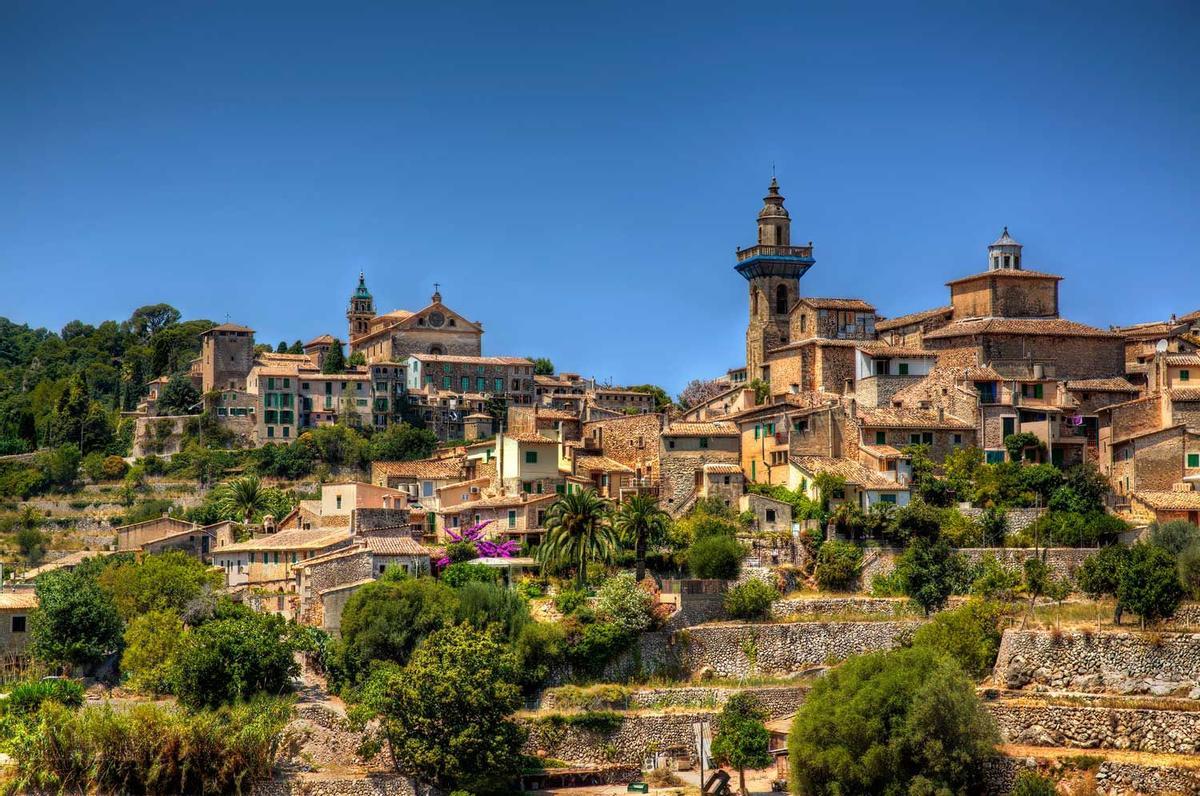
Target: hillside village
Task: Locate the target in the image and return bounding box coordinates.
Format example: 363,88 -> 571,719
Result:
3,181 -> 1200,795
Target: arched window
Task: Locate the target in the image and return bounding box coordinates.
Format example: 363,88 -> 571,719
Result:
775,284 -> 789,315
429,344 -> 445,355
752,290 -> 759,316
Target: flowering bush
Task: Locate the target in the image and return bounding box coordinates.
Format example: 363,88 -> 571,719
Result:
438,520 -> 519,567
595,573 -> 655,634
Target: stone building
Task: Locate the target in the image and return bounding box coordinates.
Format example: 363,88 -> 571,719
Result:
658,421 -> 740,516
199,323 -> 255,392
405,354 -> 535,406
0,590 -> 36,658
347,280 -> 484,362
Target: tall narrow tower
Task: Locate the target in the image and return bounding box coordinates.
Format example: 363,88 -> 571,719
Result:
346,272 -> 376,342
736,178 -> 814,380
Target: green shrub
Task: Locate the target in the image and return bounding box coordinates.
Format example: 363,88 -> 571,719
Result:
789,647 -> 998,795
2,678 -> 85,716
595,573 -> 654,633
567,621 -> 633,676
120,610 -> 185,695
687,534 -> 745,580
723,579 -> 779,620
870,570 -> 906,597
814,540 -> 861,591
454,581 -> 530,642
554,586 -> 589,616
1011,770 -> 1058,796
2,697 -> 292,795
1149,519 -> 1200,555
441,561 -> 499,588
444,540 -> 478,564
173,614 -> 299,710
910,600 -> 1006,679
513,621 -> 567,688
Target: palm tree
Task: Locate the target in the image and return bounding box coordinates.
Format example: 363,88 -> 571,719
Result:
612,494 -> 670,582
538,490 -> 616,587
216,474 -> 270,523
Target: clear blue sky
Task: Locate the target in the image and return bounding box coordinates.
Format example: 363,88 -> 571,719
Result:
3,2 -> 1198,394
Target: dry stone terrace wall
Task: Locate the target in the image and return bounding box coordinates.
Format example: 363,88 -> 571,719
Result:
537,685 -> 807,718
678,621 -> 918,677
994,629 -> 1200,695
983,757 -> 1200,796
522,711 -> 714,767
860,546 -> 1096,587
991,701 -> 1200,755
770,596 -> 912,619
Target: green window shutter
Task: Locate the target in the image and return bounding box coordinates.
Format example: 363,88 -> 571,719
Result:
1182,370 -> 1191,382
555,484 -> 565,494
754,425 -> 760,440
442,377 -> 451,389
1188,453 -> 1200,468
1034,384 -> 1044,399
898,363 -> 909,375
751,461 -> 756,481
525,451 -> 538,464
875,431 -> 886,445
508,510 -> 516,528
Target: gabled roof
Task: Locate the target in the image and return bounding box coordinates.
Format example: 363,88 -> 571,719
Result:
791,456 -> 905,491
795,297 -> 876,312
664,421 -> 739,438
372,456 -> 466,481
573,454 -> 634,474
0,590 -> 38,610
923,317 -> 1118,340
875,306 -> 954,332
857,406 -> 974,430
219,528 -> 351,553
1065,378 -> 1139,393
204,323 -> 254,334
363,536 -> 430,556
1132,490 -> 1200,511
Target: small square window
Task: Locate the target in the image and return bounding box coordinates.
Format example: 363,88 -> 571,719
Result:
1188,453 -> 1200,468
875,431 -> 887,445
1182,370 -> 1191,382
11,615 -> 26,633
525,451 -> 538,464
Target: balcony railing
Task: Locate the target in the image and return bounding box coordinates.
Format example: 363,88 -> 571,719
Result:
736,244 -> 814,262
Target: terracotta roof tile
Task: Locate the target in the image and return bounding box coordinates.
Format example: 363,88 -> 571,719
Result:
1133,490 -> 1200,511
796,297 -> 876,312
1165,355 -> 1200,367
924,317 -> 1119,340
220,528 -> 351,552
857,406 -> 974,430
702,463 -> 743,474
1065,378 -> 1139,393
0,590 -> 38,610
363,536 -> 430,556
944,269 -> 1063,286
664,420 -> 739,437
1169,389 -> 1200,402
875,306 -> 954,332
372,457 -> 466,481
790,456 -> 905,490
573,455 -> 634,474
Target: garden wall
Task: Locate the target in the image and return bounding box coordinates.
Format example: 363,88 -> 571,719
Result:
994,629 -> 1200,696
982,756 -> 1200,795
538,684 -> 806,718
990,701 -> 1200,754
678,621 -> 918,678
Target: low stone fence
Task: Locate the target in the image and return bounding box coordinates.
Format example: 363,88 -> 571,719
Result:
990,701 -> 1200,754
770,596 -> 912,619
1170,603 -> 1200,628
522,711 -> 714,767
961,507 -> 1046,535
994,629 -> 1200,696
678,621 -> 918,678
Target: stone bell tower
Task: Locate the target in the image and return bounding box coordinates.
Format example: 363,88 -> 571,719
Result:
347,272 -> 376,342
736,178 -> 815,380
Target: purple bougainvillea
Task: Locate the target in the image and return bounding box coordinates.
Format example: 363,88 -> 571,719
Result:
436,520 -> 519,567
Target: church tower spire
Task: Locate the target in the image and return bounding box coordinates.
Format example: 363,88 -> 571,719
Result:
347,272 -> 376,341
736,177 -> 814,381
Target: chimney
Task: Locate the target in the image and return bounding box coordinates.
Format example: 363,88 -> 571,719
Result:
848,398 -> 857,419
937,406 -> 945,422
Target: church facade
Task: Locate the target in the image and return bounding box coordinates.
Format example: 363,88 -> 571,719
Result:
345,275 -> 484,363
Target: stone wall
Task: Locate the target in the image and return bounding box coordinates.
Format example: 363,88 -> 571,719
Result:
982,755 -> 1200,796
859,546 -> 1094,588
960,507 -> 1046,535
990,701 -> 1200,754
994,629 -> 1200,695
538,685 -> 806,719
678,621 -> 918,678
770,596 -> 912,619
522,711 -> 714,767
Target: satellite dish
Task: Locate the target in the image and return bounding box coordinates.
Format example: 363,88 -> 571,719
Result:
1156,339 -> 1169,353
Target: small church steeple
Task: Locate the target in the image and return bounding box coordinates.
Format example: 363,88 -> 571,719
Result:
757,177 -> 791,246
347,272 -> 376,341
